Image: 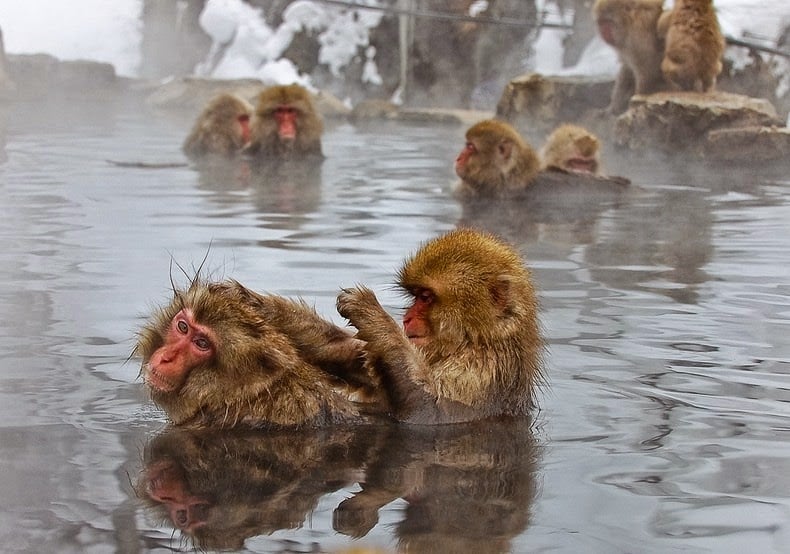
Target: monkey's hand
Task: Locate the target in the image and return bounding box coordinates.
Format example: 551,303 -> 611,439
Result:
337,287 -> 400,341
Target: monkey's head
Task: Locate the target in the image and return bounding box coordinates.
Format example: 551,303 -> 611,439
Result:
592,0 -> 630,47
541,124 -> 601,175
455,119 -> 534,194
251,84 -> 324,156
136,280 -> 288,425
397,229 -> 536,355
205,94 -> 252,145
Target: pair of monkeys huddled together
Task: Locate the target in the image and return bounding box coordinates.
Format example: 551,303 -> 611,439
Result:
136,228 -> 543,428
181,83 -> 324,162
593,0 -> 726,113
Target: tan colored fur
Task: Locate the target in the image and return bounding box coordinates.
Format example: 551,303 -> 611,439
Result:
337,229 -> 543,424
245,84 -> 324,160
136,279 -> 370,428
593,0 -> 668,112
455,119 -> 541,199
540,124 -> 602,174
182,93 -> 252,159
661,0 -> 725,92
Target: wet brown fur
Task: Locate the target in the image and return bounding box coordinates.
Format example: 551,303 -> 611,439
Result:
136,279 -> 373,428
660,0 -> 725,92
182,93 -> 252,160
455,119 -> 541,199
336,228 -> 543,424
245,84 -> 324,160
540,124 -> 602,175
593,0 -> 667,113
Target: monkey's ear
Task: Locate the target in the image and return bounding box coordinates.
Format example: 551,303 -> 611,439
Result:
490,275 -> 514,314
497,139 -> 514,163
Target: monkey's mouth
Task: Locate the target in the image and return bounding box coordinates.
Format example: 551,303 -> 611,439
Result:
407,335 -> 428,347
566,158 -> 596,173
144,364 -> 178,393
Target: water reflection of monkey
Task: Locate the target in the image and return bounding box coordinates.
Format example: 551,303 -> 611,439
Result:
334,418 -> 539,553
138,425 -> 382,551
138,419 -> 539,552
193,158 -> 325,217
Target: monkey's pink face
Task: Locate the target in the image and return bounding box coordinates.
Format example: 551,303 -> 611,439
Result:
144,309 -> 216,393
403,288 -> 435,347
274,106 -> 299,141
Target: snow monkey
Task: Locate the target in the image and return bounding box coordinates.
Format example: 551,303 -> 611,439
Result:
659,0 -> 725,92
454,119 -> 541,199
336,228 -> 543,424
593,0 -> 667,113
182,93 -> 253,160
540,124 -> 602,175
136,278 -> 383,428
244,84 -> 324,161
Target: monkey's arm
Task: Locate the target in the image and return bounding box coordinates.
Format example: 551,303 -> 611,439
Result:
609,64 -> 635,114
337,287 -> 476,424
254,294 -> 366,375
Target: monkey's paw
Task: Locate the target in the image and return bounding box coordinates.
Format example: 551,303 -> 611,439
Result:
337,286 -> 383,326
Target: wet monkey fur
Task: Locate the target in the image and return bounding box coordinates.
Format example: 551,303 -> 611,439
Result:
659,0 -> 725,92
135,278 -> 381,428
244,84 -> 324,161
454,119 -> 541,199
593,0 -> 667,113
337,228 -> 543,424
182,93 -> 253,160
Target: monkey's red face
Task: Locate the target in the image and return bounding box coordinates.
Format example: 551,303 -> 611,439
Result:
274,106 -> 298,141
237,113 -> 251,143
597,17 -> 620,47
455,141 -> 477,178
566,156 -> 598,174
144,309 -> 216,394
145,460 -> 211,532
403,288 -> 435,347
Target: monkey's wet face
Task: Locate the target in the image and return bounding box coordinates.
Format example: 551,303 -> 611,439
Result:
143,308 -> 216,394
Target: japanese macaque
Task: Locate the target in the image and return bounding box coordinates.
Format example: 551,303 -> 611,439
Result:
659,0 -> 725,92
182,93 -> 253,160
593,0 -> 667,113
135,278 -> 382,428
336,228 -> 543,424
540,124 -> 602,175
454,119 -> 541,199
244,84 -> 324,160
140,426 -> 379,551
334,420 -> 538,550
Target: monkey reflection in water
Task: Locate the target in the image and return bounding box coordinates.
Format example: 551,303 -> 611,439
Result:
138,419 -> 538,552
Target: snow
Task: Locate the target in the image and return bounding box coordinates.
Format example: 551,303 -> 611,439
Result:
0,0 -> 787,85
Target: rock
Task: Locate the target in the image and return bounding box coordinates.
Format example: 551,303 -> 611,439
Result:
398,108 -> 492,126
312,89 -> 351,119
0,27 -> 16,101
705,126 -> 790,165
495,73 -> 612,134
348,100 -> 491,126
145,77 -> 351,119
5,54 -> 118,100
145,77 -> 265,112
350,99 -> 399,121
613,91 -> 783,154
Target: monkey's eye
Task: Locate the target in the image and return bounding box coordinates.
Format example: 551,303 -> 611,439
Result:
238,114 -> 250,122
465,142 -> 477,154
177,320 -> 189,334
276,106 -> 298,116
416,289 -> 435,305
194,337 -> 211,351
